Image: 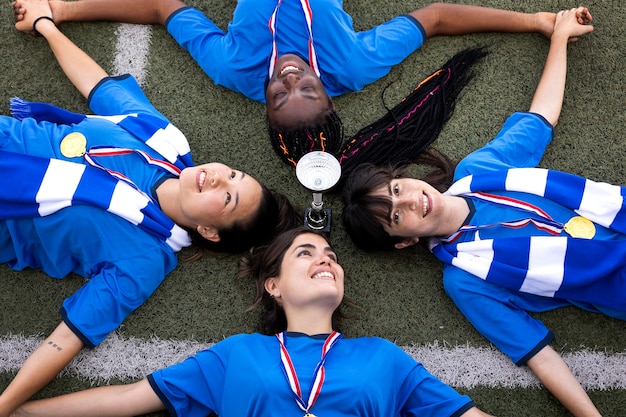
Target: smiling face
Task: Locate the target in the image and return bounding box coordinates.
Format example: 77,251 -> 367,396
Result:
177,162 -> 263,235
265,232 -> 344,311
371,177 -> 448,241
265,54 -> 331,128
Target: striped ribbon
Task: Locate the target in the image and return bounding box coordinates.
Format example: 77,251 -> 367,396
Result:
276,331 -> 342,414
268,0 -> 320,78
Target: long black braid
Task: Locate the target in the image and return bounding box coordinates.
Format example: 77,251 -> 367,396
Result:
267,97 -> 344,168
266,47 -> 487,177
337,46 -> 488,179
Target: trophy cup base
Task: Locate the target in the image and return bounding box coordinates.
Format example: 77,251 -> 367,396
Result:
303,207 -> 332,234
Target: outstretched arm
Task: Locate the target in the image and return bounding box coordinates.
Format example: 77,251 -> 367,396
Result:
527,346 -> 601,417
0,323 -> 84,417
410,3 -> 557,39
529,7 -> 593,126
13,0 -> 107,98
15,0 -> 186,26
10,379 -> 165,417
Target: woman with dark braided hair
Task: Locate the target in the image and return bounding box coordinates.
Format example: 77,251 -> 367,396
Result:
39,0 -> 557,167
342,9 -> 610,417
335,47 -> 487,180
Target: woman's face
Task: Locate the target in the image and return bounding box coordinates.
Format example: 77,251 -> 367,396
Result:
267,232 -> 344,310
265,54 -> 330,128
177,162 -> 263,235
371,177 -> 447,240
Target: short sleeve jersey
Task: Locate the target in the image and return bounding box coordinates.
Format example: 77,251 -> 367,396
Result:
0,75 -> 181,348
166,0 -> 426,102
443,112 -> 626,364
148,332 -> 474,417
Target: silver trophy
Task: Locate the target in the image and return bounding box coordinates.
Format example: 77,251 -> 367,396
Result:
296,151 -> 341,233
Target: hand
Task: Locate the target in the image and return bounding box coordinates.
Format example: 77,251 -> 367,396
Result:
576,6 -> 592,25
12,0 -> 54,36
553,6 -> 594,43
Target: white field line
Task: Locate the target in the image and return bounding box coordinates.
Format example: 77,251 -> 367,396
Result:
0,333 -> 624,390
112,24 -> 151,85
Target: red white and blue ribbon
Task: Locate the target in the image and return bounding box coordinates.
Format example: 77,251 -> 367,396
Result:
268,0 -> 320,78
276,331 -> 342,414
85,146 -> 182,187
429,168 -> 626,309
4,98 -> 193,252
441,191 -> 563,244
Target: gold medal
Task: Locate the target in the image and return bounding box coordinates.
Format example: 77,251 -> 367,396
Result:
563,216 -> 595,239
60,132 -> 87,158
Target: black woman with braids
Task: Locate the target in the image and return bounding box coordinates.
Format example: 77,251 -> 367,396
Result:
40,0 -> 557,166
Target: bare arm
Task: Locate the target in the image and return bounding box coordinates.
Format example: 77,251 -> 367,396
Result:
11,379 -> 165,417
529,7 -> 594,126
0,323 -> 84,417
409,3 -> 556,39
13,0 -> 107,98
43,0 -> 185,26
526,345 -> 601,417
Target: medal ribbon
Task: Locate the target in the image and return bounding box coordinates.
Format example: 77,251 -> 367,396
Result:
268,0 -> 320,78
276,331 -> 342,414
84,146 -> 181,192
443,191 -> 565,243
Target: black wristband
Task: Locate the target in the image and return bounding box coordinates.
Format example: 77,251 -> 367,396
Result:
32,16 -> 55,37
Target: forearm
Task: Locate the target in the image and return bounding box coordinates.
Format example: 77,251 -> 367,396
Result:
33,18 -> 107,98
409,3 -> 546,37
0,323 -> 84,416
11,380 -> 165,417
527,345 -> 601,417
528,31 -> 568,126
529,7 -> 593,126
50,0 -> 186,26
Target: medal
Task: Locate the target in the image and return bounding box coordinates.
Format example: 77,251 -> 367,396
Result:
563,216 -> 596,239
60,132 -> 87,157
304,414 -> 317,417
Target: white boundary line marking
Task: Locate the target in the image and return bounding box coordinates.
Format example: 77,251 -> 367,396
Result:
112,24 -> 152,85
1,333 -> 624,389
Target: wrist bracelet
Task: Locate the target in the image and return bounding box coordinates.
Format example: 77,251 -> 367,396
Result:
32,16 -> 55,37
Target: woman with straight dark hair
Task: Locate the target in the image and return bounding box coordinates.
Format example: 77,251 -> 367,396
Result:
342,8 -> 608,417
8,227 -> 496,417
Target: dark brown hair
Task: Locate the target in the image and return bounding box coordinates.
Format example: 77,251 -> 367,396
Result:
238,227 -> 348,335
187,186 -> 300,256
342,149 -> 456,251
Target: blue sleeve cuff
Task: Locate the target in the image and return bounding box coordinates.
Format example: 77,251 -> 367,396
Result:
60,306 -> 96,349
165,6 -> 193,30
147,373 -> 177,417
402,13 -> 427,41
86,74 -> 133,108
451,400 -> 476,417
515,330 -> 555,366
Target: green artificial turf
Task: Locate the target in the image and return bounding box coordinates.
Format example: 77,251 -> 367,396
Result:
0,0 -> 624,415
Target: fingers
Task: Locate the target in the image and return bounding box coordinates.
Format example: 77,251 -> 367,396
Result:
554,6 -> 594,40
575,6 -> 592,24
12,0 -> 55,36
